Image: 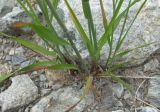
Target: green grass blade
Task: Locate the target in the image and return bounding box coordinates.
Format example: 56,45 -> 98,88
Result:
82,0 -> 97,53
112,0 -> 116,13
17,0 -> 33,19
13,38 -> 56,56
19,61 -> 56,72
52,0 -> 59,8
45,0 -> 83,62
0,32 -> 57,56
20,61 -> 77,73
99,0 -> 108,31
0,74 -> 11,83
50,0 -> 60,21
48,64 -> 77,70
64,0 -> 93,56
17,0 -> 41,24
0,68 -> 23,83
29,24 -> 69,45
114,0 -> 133,54
116,42 -> 155,58
97,0 -> 124,53
38,0 -> 49,20
97,0 -> 143,57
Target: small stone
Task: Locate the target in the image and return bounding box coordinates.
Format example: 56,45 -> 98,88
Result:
144,59 -> 159,72
0,75 -> 38,112
124,90 -> 132,100
112,83 -> 124,98
138,106 -> 158,112
9,48 -> 15,55
114,101 -> 123,107
14,47 -> 24,55
11,54 -> 26,65
147,75 -> 160,107
123,90 -> 133,106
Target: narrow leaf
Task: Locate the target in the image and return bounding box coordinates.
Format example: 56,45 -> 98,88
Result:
0,32 -> 56,56
29,24 -> 69,45
82,0 -> 97,55
19,61 -> 56,73
64,0 -> 93,55
0,74 -> 11,83
99,0 -> 108,30
52,0 -> 60,8
48,64 -> 77,70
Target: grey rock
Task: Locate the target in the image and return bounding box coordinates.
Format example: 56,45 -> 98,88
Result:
124,90 -> 132,100
147,75 -> 160,107
138,106 -> 159,112
31,87 -> 94,112
0,6 -> 12,18
0,75 -> 38,112
0,0 -> 15,14
123,90 -> 133,106
0,6 -> 32,35
0,7 -> 23,32
112,83 -> 124,98
11,54 -> 26,65
14,47 -> 24,55
144,59 -> 159,72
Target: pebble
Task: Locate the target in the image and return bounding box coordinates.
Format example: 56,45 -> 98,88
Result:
112,83 -> 124,98
9,48 -> 15,55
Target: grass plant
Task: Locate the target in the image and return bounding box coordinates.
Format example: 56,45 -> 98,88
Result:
0,0 -> 150,110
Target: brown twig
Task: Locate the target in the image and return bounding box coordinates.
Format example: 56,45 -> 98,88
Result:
98,75 -> 157,79
136,97 -> 160,111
